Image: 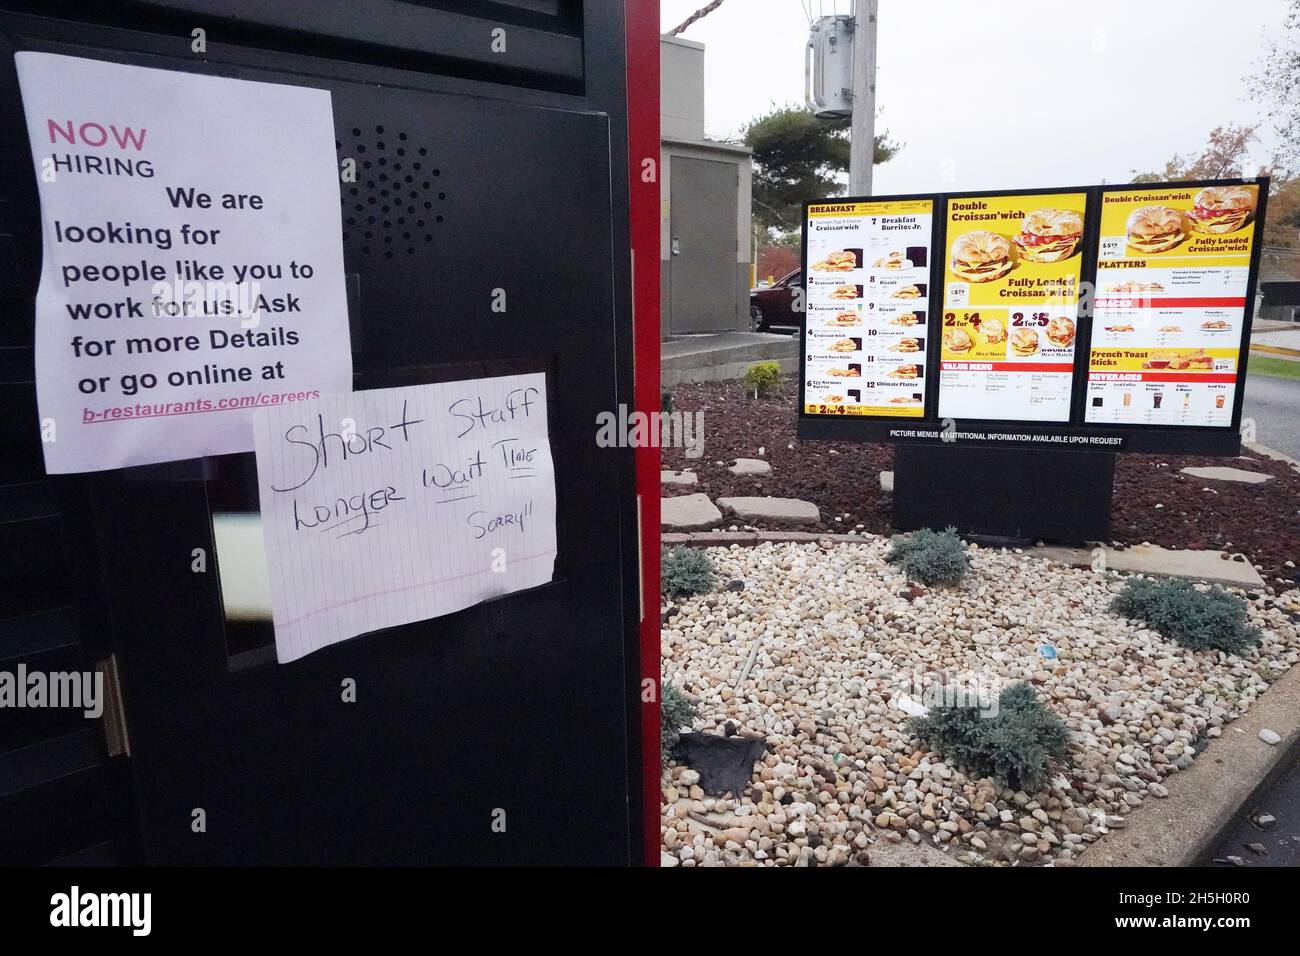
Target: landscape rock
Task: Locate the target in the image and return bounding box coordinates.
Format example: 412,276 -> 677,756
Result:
661,470 -> 699,487
1180,466 -> 1272,485
661,493 -> 722,530
729,458 -> 772,477
717,496 -> 820,526
659,539 -> 1300,867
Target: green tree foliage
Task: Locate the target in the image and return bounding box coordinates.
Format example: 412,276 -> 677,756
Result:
1130,123 -> 1300,252
1249,0 -> 1300,172
744,105 -> 901,238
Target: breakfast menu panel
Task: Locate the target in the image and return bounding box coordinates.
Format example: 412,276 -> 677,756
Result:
803,198 -> 933,417
1084,184 -> 1260,427
937,191 -> 1087,422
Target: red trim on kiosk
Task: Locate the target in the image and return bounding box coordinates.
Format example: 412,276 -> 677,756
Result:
626,0 -> 661,867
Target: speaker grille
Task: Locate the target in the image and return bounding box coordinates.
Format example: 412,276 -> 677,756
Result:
337,125 -> 447,259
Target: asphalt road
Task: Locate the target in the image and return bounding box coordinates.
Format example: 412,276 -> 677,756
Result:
1242,370 -> 1300,461
1210,753 -> 1300,867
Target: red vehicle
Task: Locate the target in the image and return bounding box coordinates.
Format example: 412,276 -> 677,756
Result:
749,269 -> 803,333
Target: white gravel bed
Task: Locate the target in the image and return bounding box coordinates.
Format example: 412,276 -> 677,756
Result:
660,539 -> 1300,867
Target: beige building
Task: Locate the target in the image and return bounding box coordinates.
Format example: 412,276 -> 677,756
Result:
660,35 -> 753,337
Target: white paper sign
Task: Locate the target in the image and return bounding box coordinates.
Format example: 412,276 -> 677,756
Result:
14,52 -> 352,474
252,375 -> 558,663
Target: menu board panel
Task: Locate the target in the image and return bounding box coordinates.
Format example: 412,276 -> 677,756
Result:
937,191 -> 1087,422
803,198 -> 933,417
1083,184 -> 1259,426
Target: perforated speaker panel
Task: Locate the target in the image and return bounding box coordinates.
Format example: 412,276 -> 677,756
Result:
336,124 -> 447,258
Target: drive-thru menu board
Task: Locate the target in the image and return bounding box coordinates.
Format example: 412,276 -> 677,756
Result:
804,198 -> 932,417
798,177 -> 1266,455
1084,183 -> 1259,426
938,191 -> 1087,422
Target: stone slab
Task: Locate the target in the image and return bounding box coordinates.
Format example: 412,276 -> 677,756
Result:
728,458 -> 771,476
865,840 -> 966,867
661,493 -> 722,531
661,469 -> 698,486
1029,544 -> 1265,589
716,496 -> 820,525
879,470 -> 894,493
1180,466 -> 1272,484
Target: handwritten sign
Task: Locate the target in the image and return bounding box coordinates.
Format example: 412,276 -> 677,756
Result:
14,53 -> 352,474
252,375 -> 557,662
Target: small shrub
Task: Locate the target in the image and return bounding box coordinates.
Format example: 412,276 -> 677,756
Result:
886,526 -> 970,586
661,390 -> 674,414
661,680 -> 699,765
662,546 -> 716,599
742,361 -> 782,398
910,682 -> 1070,792
1111,577 -> 1260,654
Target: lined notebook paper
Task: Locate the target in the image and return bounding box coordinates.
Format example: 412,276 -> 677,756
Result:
252,374 -> 557,662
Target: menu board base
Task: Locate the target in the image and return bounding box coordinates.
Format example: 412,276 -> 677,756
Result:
893,444 -> 1115,542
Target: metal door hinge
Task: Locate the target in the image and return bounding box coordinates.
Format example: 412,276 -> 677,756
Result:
95,654 -> 131,758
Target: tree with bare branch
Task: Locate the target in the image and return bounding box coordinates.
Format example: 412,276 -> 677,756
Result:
669,0 -> 727,37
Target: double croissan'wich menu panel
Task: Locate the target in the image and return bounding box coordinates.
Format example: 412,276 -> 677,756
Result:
937,191 -> 1087,422
1084,184 -> 1259,427
804,198 -> 933,417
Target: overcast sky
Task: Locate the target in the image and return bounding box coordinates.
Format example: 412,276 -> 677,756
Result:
660,0 -> 1287,194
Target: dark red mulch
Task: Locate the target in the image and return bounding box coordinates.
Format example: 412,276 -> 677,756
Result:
661,380 -> 1300,591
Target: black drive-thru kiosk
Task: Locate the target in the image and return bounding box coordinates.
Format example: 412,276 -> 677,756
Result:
0,1 -> 642,865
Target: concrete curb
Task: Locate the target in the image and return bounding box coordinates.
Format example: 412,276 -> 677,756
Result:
662,530 -> 873,548
1079,659 -> 1300,867
1250,343 -> 1300,358
1245,441 -> 1300,473
662,531 -> 1265,591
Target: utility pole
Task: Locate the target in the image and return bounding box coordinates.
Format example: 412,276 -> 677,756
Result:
848,0 -> 878,196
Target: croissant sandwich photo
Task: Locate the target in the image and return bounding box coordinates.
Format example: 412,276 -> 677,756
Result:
1186,185 -> 1255,235
950,230 -> 1014,283
829,284 -> 861,300
829,337 -> 859,353
981,318 -> 1006,344
813,250 -> 859,271
887,364 -> 920,380
1125,205 -> 1185,254
1013,208 -> 1084,263
890,337 -> 922,353
1010,327 -> 1039,357
1045,317 -> 1075,348
943,328 -> 973,353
